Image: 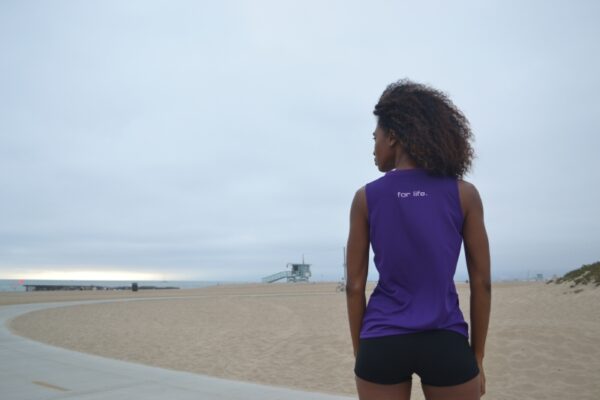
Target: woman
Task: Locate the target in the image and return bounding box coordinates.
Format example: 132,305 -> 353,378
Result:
346,79 -> 491,400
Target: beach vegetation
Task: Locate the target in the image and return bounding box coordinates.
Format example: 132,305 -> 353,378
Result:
553,261 -> 600,287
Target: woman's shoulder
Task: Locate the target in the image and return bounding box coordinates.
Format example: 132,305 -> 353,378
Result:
458,179 -> 477,193
350,185 -> 369,221
457,179 -> 483,217
352,185 -> 367,205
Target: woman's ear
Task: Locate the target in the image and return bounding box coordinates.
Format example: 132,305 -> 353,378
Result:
387,129 -> 398,147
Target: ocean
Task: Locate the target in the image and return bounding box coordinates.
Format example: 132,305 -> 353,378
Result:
0,279 -> 221,292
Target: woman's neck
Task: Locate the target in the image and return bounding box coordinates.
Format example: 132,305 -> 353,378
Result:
393,153 -> 417,170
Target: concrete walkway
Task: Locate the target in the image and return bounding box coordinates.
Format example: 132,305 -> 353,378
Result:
0,298 -> 354,400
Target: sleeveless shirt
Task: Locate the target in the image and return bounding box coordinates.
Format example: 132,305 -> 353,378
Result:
359,168 -> 469,339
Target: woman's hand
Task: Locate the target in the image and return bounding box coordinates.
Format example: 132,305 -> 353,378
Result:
477,359 -> 486,396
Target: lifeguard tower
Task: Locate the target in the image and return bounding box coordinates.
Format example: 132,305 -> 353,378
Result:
262,261 -> 312,283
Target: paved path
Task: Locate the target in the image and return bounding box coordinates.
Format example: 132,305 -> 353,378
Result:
0,298 -> 354,400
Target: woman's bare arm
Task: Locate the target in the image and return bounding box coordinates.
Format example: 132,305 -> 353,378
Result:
346,186 -> 370,357
460,181 -> 491,363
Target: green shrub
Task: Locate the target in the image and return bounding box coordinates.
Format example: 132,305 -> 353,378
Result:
555,261 -> 600,286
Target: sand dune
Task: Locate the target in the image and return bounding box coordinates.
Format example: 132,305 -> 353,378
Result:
4,282 -> 600,399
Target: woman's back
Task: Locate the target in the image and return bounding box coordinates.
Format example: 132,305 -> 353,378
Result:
361,168 -> 468,339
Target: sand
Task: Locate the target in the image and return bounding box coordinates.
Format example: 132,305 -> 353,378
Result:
3,281 -> 600,399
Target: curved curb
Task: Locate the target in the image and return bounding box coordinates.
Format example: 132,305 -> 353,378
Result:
0,298 -> 354,400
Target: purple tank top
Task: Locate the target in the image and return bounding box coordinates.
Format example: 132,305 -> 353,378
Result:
360,168 -> 469,339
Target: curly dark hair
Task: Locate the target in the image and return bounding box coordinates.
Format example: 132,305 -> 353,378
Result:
373,79 -> 475,178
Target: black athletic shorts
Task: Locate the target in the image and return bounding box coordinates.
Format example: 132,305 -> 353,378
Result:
354,329 -> 480,387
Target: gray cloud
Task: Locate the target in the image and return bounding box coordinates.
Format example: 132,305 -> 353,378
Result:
1,0 -> 599,282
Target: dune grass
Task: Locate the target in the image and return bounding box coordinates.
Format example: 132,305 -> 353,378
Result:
551,261 -> 600,287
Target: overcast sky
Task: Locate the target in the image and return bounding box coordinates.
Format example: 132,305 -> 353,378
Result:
1,0 -> 599,282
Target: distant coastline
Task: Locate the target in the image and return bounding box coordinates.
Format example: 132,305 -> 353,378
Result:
0,277 -> 555,292
0,279 -> 221,292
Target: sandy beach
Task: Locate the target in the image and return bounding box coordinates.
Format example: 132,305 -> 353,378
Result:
2,282 -> 599,399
